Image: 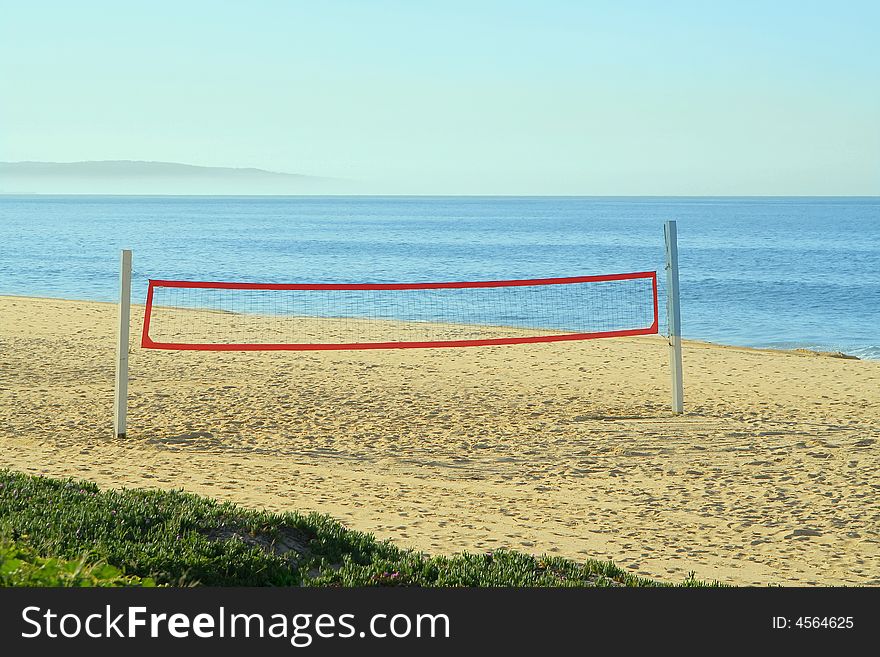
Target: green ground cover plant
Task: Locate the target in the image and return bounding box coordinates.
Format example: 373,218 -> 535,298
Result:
0,470 -> 722,587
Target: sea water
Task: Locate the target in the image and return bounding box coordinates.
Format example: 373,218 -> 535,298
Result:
1,195 -> 877,359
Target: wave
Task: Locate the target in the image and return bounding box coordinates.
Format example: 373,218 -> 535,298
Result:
755,340 -> 880,360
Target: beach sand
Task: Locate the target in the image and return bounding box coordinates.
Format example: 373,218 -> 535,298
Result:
1,295 -> 878,586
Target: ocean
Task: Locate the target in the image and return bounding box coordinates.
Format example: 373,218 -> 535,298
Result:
1,195 -> 878,359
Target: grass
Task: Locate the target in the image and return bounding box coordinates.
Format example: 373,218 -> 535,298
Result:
1,540 -> 154,587
0,469 -> 723,587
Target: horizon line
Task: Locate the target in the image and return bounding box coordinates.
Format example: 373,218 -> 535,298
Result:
1,193 -> 878,199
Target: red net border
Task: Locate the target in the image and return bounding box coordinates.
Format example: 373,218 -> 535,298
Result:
141,271 -> 659,351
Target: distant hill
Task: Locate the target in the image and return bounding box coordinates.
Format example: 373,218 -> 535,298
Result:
0,160 -> 352,195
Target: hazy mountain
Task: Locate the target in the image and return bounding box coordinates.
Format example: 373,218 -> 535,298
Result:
0,160 -> 354,195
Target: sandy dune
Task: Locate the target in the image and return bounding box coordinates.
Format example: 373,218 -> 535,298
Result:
1,295 -> 878,585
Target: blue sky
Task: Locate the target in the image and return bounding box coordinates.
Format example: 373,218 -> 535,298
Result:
2,0 -> 878,194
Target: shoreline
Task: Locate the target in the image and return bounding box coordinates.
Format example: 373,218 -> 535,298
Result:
0,293 -> 870,361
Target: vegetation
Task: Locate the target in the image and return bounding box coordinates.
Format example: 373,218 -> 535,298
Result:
0,540 -> 154,587
0,470 -> 722,587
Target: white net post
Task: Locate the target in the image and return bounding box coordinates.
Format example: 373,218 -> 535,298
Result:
664,221 -> 684,414
114,249 -> 132,438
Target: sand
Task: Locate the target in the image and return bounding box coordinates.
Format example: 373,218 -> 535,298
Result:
1,295 -> 878,586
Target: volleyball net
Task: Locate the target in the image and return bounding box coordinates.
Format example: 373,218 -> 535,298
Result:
140,271 -> 659,351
